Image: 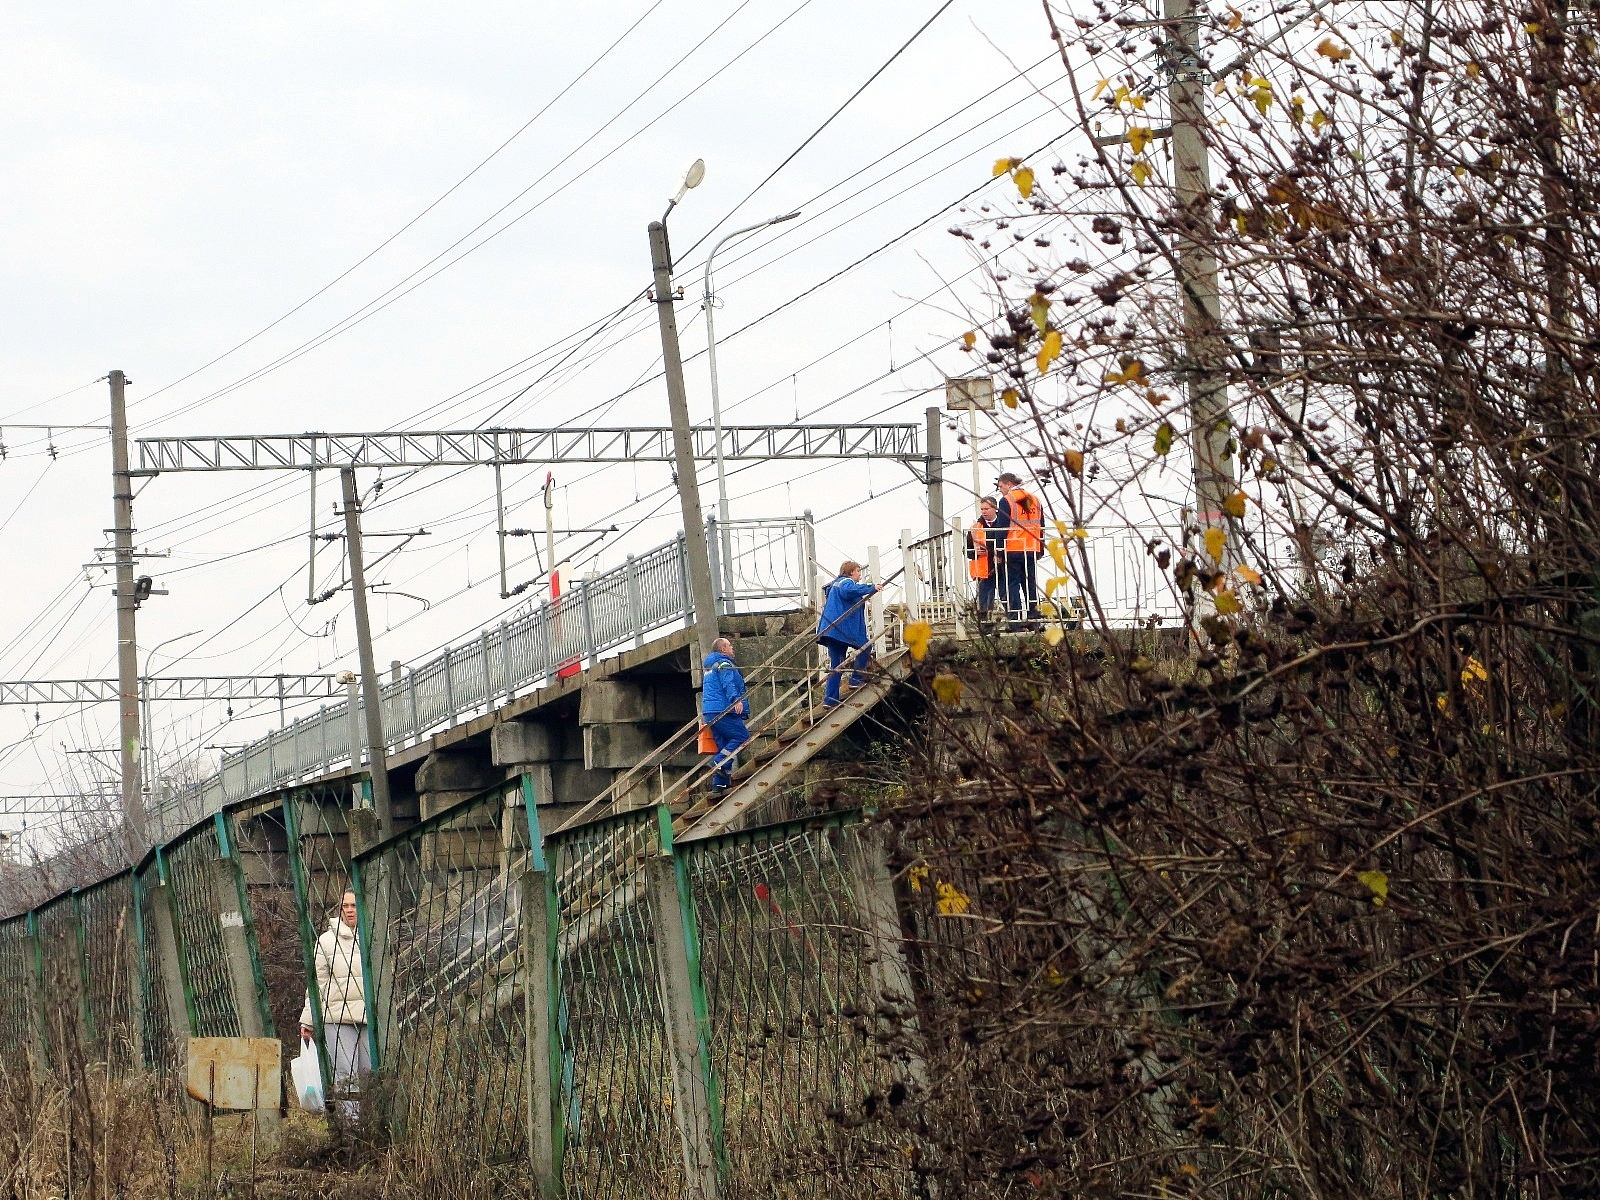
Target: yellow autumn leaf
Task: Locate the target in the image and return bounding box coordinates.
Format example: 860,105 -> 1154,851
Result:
1227,5 -> 1243,28
1072,527 -> 1087,539
1043,625 -> 1065,646
1214,589 -> 1242,615
1465,61 -> 1480,78
1204,526 -> 1227,562
961,330 -> 977,349
1037,329 -> 1063,375
1221,490 -> 1248,519
1317,37 -> 1351,60
1044,576 -> 1066,596
1250,80 -> 1273,115
992,156 -> 1020,177
1310,110 -> 1328,129
1236,564 -> 1264,586
908,864 -> 929,892
1047,538 -> 1068,571
935,881 -> 971,916
1002,388 -> 1019,408
1038,599 -> 1057,618
931,672 -> 965,707
1029,292 -> 1050,331
1127,126 -> 1154,154
1106,358 -> 1144,385
1014,166 -> 1036,199
1131,158 -> 1152,187
1357,869 -> 1389,907
1462,656 -> 1489,686
1092,78 -> 1110,100
1154,422 -> 1175,455
903,621 -> 933,661
1063,448 -> 1084,476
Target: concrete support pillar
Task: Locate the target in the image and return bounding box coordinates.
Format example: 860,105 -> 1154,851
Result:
644,855 -> 723,1199
847,826 -> 930,1097
580,681 -> 660,811
209,859 -> 281,1147
414,748 -> 504,820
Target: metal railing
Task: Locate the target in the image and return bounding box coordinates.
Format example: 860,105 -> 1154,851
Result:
156,515 -> 817,837
902,522 -> 1184,627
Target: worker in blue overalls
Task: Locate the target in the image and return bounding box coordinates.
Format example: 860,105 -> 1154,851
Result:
701,636 -> 750,795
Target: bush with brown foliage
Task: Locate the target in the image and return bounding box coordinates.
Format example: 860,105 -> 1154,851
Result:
879,0 -> 1600,1195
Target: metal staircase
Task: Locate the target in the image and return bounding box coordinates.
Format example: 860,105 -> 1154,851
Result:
398,631 -> 913,1028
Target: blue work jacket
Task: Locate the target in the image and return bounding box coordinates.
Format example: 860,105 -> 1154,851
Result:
817,577 -> 877,649
701,651 -> 747,720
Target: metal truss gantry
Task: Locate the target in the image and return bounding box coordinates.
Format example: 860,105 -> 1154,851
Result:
0,676 -> 343,705
133,423 -> 923,474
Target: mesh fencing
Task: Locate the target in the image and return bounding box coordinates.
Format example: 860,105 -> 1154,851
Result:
161,819 -> 244,1039
548,807 -> 682,1199
0,914 -> 38,1071
680,814 -> 916,1199
0,778 -> 929,1198
355,775 -> 538,1163
77,872 -> 142,1075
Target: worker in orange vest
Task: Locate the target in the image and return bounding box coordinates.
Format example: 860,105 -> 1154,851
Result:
965,496 -> 1002,613
994,471 -> 1044,625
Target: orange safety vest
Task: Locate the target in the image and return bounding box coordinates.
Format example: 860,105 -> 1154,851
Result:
968,520 -> 992,580
1003,487 -> 1043,553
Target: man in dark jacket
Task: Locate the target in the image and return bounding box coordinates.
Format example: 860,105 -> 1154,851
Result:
816,560 -> 878,707
701,637 -> 750,794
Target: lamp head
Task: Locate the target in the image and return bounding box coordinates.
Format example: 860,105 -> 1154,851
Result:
670,158 -> 706,207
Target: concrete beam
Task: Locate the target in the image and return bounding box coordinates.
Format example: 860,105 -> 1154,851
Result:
491,721 -> 559,766
579,680 -> 654,725
582,723 -> 654,771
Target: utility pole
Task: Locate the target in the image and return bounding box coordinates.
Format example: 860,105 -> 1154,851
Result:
339,468 -> 394,839
924,406 -> 946,593
649,220 -> 719,671
108,369 -> 147,850
1163,0 -> 1237,552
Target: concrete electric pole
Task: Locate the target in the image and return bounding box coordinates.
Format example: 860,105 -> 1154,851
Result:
649,219 -> 720,673
108,369 -> 148,850
1164,0 -> 1237,549
339,468 -> 394,839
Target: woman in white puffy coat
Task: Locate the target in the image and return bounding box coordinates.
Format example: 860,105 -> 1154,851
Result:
299,890 -> 369,1108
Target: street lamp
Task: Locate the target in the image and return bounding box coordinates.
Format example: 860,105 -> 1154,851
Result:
702,211 -> 801,528
139,629 -> 201,797
650,157 -> 721,672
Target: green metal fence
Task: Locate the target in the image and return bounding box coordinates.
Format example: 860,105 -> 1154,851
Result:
354,775 -> 539,1161
548,806 -> 683,1198
0,771 -> 930,1197
678,813 -> 916,1198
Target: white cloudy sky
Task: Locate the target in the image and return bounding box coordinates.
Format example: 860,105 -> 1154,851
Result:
0,0 -> 1081,823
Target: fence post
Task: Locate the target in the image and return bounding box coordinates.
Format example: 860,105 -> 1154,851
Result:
520,867 -> 563,1197
847,825 -> 930,1097
644,830 -> 725,1199
209,819 -> 281,1146
444,647 -> 458,729
500,620 -> 516,702
480,630 -> 494,713
802,510 -> 821,612
625,555 -> 645,648
867,545 -> 886,654
901,529 -> 922,623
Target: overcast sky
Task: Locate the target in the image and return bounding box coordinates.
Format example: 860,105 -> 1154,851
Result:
0,0 -> 1077,825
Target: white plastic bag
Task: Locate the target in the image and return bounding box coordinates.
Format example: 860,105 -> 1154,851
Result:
291,1037 -> 324,1113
